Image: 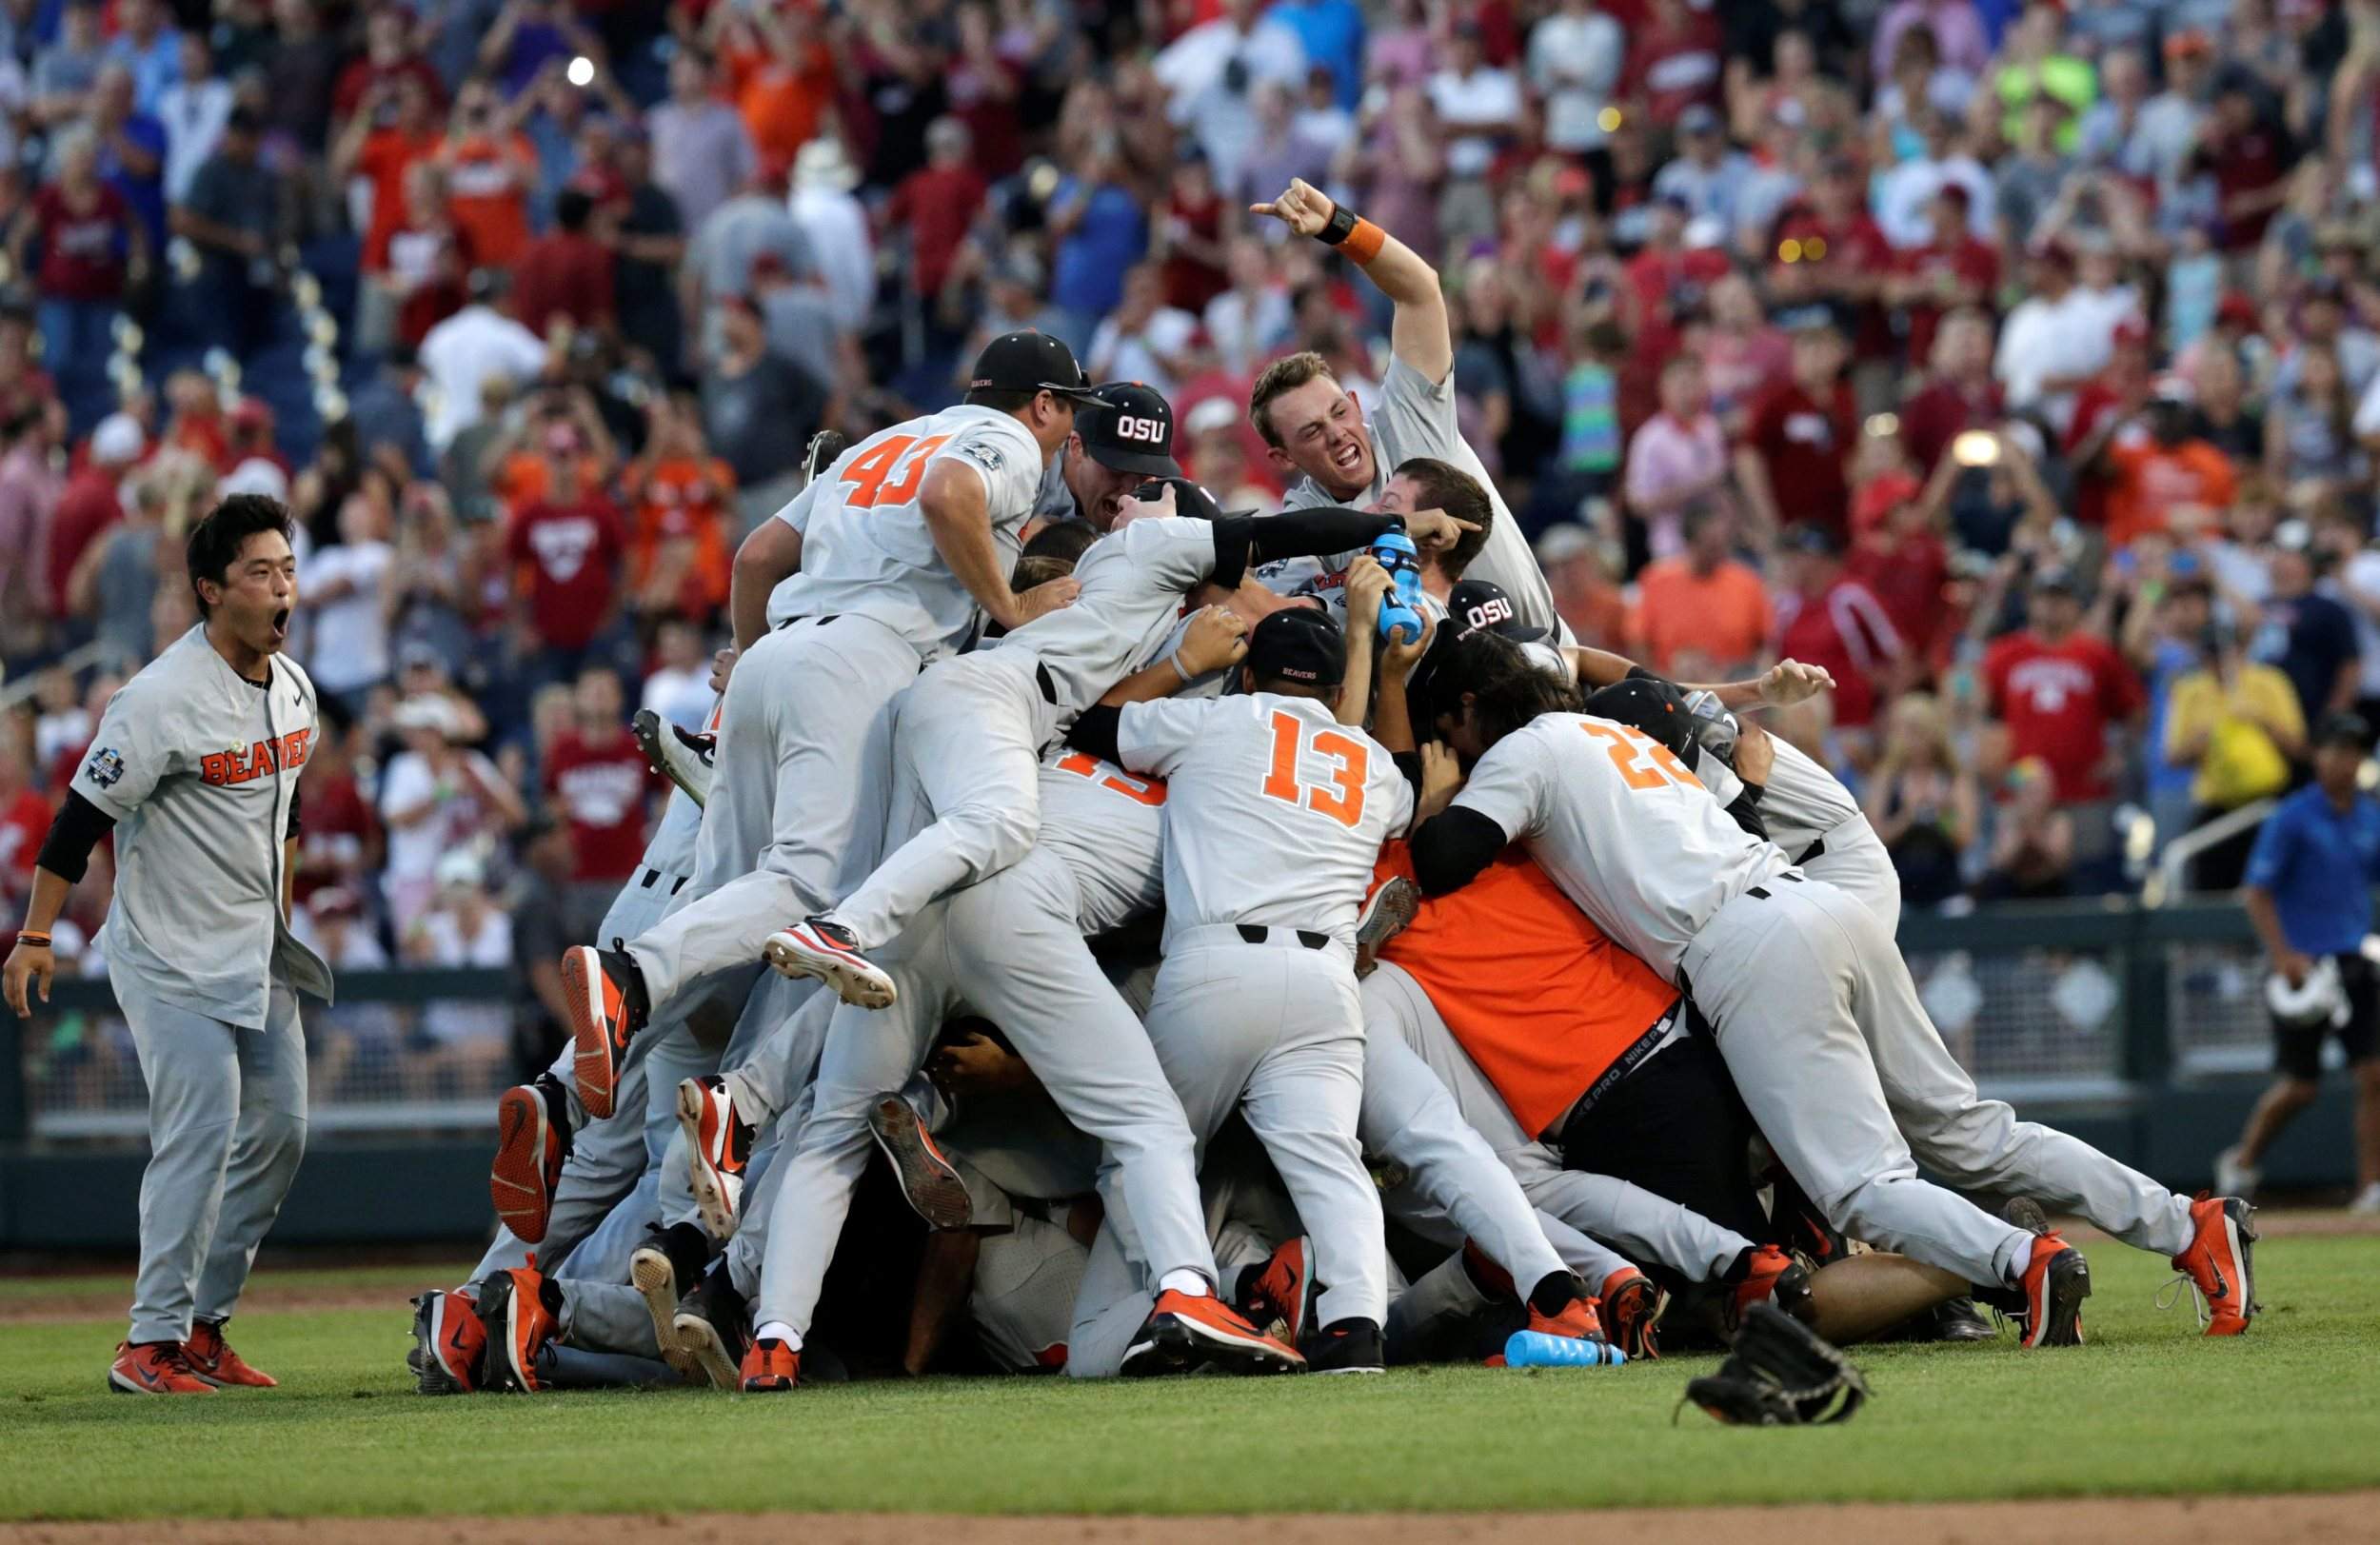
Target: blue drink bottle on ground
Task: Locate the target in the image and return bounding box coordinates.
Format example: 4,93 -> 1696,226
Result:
1371,526 -> 1424,644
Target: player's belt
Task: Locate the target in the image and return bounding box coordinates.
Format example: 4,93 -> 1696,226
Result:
1543,1001 -> 1687,1143
1796,836 -> 1827,865
1037,662 -> 1059,704
1235,924 -> 1329,950
775,613 -> 841,630
639,868 -> 690,894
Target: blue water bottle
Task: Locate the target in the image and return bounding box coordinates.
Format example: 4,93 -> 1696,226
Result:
1371,525 -> 1424,645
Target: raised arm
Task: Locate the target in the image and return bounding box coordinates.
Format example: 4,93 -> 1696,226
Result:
1251,177 -> 1450,383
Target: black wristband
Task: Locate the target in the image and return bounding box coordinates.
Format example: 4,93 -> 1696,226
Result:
1319,204 -> 1360,247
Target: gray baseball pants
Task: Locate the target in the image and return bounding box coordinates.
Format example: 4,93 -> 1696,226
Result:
119,975 -> 307,1346
628,613 -> 912,1005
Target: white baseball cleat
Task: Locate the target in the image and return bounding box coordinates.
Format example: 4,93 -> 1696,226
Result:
633,708 -> 715,808
676,1076 -> 751,1240
763,918 -> 898,1008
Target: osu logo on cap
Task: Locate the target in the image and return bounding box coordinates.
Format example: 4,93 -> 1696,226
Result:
1459,594 -> 1516,635
1112,414 -> 1167,445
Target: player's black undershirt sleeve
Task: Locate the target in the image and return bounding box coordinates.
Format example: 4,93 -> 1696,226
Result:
1724,781 -> 1769,842
34,791 -> 116,885
286,789 -> 303,841
1065,704 -> 1123,764
1410,807 -> 1507,896
1393,750 -> 1423,802
1210,509 -> 1398,591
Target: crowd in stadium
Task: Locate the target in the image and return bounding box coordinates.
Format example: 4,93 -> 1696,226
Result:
4,0 -> 2380,1083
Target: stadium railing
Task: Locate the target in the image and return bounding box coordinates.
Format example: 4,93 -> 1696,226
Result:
0,898 -> 2299,1147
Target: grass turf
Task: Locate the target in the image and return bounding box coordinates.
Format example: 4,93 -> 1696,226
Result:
5,1233 -> 2379,1520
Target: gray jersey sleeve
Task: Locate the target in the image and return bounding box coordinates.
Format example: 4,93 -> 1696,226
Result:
1450,727 -> 1551,842
1116,697 -> 1216,779
73,676 -> 176,820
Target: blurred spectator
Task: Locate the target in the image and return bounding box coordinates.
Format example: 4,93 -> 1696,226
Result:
105,0 -> 177,114
89,62 -> 167,253
440,74 -> 538,272
1153,0 -> 1307,186
265,0 -> 343,150
541,665 -> 659,935
887,118 -> 989,307
1775,525 -> 1905,751
683,157 -> 811,364
1230,79 -> 1334,213
512,185 -> 613,338
2166,615 -> 2305,890
1862,692 -> 1980,912
419,271 -> 551,452
405,847 -> 513,1092
503,409 -> 627,683
42,413 -> 143,629
292,721 -> 381,909
2094,378 -> 2237,549
1630,503 -> 1770,678
1529,0 -> 1623,161
173,107 -> 285,364
157,31 -> 233,205
789,137 -> 874,329
379,693 -> 526,930
1975,757 -> 2074,901
31,0 -> 106,129
712,0 -> 834,170
0,406 -> 64,657
332,3 -> 444,124
301,493 -> 397,713
1155,150 -> 1228,315
649,50 -> 754,238
12,127 -> 148,436
1653,106 -> 1753,231
610,126 -> 688,373
1205,237 -> 1293,376
641,618 -> 713,731
69,454 -> 181,668
1625,0 -> 1724,126
1088,263 -> 1198,401
1736,318 -> 1856,544
624,395 -> 734,625
0,740 -> 47,918
337,73 -> 446,352
1048,138 -> 1148,346
1982,565 -> 2142,873
702,293 -> 824,523
1623,354 -> 1729,564
2251,538 -> 2361,727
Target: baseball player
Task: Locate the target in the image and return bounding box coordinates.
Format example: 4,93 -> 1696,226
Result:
764,407 -> 1478,1008
1281,457 -> 1491,633
727,613 -> 1304,1393
1246,178 -> 1564,643
5,496 -> 330,1396
562,331 -> 1101,1122
1402,630 -> 2262,1341
1059,606 -> 1437,1373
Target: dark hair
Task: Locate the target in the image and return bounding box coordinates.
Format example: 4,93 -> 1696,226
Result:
187,494 -> 295,616
1438,630 -> 1580,747
963,386 -> 1042,413
555,186 -> 595,232
1393,457 -> 1493,579
1021,516 -> 1099,566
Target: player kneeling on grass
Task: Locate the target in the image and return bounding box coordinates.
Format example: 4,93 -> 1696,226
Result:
5,495 -> 332,1395
1398,631 -> 2261,1343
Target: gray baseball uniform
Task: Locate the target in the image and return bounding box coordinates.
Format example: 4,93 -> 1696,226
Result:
1451,713 -> 2197,1282
627,406 -> 1044,1008
1278,355 -> 1568,644
1116,692 -> 1414,1333
71,625 -> 332,1346
749,752 -> 1216,1348
827,514 -> 1224,952
1757,737 -> 1901,927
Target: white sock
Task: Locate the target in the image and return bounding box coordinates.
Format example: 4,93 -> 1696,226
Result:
1159,1270 -> 1210,1298
754,1319 -> 803,1351
2008,1237 -> 2034,1282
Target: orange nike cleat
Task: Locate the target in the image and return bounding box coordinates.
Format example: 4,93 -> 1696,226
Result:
182,1319 -> 277,1387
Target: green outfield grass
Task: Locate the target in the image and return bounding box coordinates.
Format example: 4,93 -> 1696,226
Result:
6,1233 -> 2379,1521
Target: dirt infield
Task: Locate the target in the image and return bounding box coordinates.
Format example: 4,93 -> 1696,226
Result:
7,1495 -> 2376,1545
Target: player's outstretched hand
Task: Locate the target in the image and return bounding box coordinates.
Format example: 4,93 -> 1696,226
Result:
1013,575 -> 1081,625
1757,659 -> 1835,705
929,1029 -> 1035,1099
1399,506 -> 1479,554
1733,721 -> 1775,786
1345,554 -> 1390,634
1383,607 -> 1435,676
1178,604 -> 1250,677
1416,742 -> 1463,824
1250,177 -> 1334,236
3,938 -> 53,1018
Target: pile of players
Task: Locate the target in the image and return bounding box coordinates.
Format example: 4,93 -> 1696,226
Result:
407,183 -> 2260,1397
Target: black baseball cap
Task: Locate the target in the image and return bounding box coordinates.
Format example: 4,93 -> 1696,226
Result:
1584,677 -> 1695,761
1446,579 -> 1547,644
1078,381 -> 1183,477
1246,606 -> 1346,689
2314,711 -> 2372,750
967,330 -> 1105,404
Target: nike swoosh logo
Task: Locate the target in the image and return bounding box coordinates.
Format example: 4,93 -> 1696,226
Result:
447,1323 -> 474,1355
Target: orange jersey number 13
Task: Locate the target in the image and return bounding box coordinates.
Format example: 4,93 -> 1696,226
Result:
840,433 -> 951,509
1581,722 -> 1697,792
1259,710 -> 1368,827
